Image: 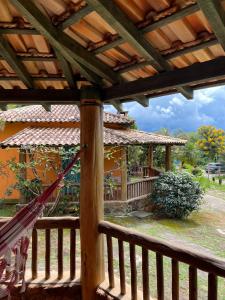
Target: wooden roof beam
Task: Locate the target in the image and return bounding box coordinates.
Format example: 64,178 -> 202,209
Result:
110,100 -> 124,113
59,5 -> 93,31
135,96 -> 149,107
54,49 -> 77,88
197,0 -> 225,51
0,35 -> 33,88
86,0 -> 192,99
103,57 -> 225,101
10,0 -> 120,85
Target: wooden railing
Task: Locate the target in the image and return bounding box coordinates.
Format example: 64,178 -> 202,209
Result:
0,217 -> 80,281
127,177 -> 156,201
99,221 -> 225,300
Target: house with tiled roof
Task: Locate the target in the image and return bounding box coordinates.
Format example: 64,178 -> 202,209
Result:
0,105 -> 185,208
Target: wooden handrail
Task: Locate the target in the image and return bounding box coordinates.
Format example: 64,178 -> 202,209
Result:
99,221 -> 225,277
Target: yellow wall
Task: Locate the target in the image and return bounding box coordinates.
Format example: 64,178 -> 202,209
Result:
0,122 -> 125,202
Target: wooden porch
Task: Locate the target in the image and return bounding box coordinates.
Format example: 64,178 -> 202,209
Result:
0,216 -> 224,299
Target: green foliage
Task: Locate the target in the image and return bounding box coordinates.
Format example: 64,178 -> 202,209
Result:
151,172 -> 203,219
197,125 -> 225,161
191,166 -> 203,177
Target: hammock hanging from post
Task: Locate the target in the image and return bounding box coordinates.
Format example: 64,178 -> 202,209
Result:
0,149 -> 82,299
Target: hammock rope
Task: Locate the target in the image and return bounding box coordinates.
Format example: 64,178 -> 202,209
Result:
0,149 -> 82,299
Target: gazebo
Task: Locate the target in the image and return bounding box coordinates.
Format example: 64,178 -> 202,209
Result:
0,0 -> 225,299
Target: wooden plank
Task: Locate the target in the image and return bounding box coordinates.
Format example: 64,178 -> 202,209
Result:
197,0 -> 225,51
99,221 -> 225,277
0,35 -> 33,88
156,253 -> 164,300
142,247 -> 150,300
0,89 -> 81,105
70,228 -> 76,280
189,266 -> 197,300
103,57 -> 225,101
45,228 -> 51,280
106,235 -> 115,288
118,240 -> 126,295
11,0 -> 120,84
79,87 -> 105,299
172,259 -> 179,300
54,48 -> 76,88
129,243 -> 137,300
31,228 -> 38,280
86,0 -> 192,99
59,6 -> 93,30
208,273 -> 217,300
0,28 -> 38,35
57,228 -> 63,280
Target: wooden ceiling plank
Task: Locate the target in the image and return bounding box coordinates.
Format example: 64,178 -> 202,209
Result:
54,48 -> 76,88
10,0 -> 120,84
59,5 -> 93,31
86,0 -> 192,99
103,57 -> 225,101
0,28 -> 39,34
0,35 -> 33,88
197,0 -> 225,51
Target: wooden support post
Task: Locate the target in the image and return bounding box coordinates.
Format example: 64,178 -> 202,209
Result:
148,145 -> 154,169
165,145 -> 172,172
121,147 -> 127,201
19,148 -> 27,202
80,87 -> 105,299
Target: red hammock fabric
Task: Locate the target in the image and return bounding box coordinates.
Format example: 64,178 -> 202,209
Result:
0,150 -> 81,298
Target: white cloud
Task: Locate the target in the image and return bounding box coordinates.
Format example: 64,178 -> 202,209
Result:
169,96 -> 184,106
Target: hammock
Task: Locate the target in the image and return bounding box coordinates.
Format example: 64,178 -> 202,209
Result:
0,149 -> 82,299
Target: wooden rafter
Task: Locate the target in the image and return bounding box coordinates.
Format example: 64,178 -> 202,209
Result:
59,5 -> 93,31
197,0 -> 225,51
54,49 -> 76,88
135,96 -> 149,108
86,0 -> 193,99
103,57 -> 225,101
0,35 -> 33,88
10,0 -> 121,85
110,100 -> 124,113
0,57 -> 225,105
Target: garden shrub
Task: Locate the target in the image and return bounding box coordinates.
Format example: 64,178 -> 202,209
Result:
151,172 -> 203,219
192,167 -> 203,177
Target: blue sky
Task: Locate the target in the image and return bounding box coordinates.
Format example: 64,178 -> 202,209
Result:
105,86 -> 225,133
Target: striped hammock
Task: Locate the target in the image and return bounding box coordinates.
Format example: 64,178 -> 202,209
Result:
0,150 -> 81,299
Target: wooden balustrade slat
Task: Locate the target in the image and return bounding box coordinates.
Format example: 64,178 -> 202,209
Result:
130,243 -> 137,300
31,228 -> 38,280
70,229 -> 76,280
45,229 -> 51,280
156,253 -> 164,300
142,247 -> 150,300
106,235 -> 115,288
99,221 -> 225,277
118,239 -> 126,295
208,273 -> 217,300
58,228 -> 63,280
189,266 -> 197,300
172,259 -> 179,300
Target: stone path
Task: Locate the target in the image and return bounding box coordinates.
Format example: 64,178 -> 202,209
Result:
202,193 -> 225,212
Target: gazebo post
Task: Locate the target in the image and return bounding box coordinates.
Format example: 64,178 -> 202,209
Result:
80,87 -> 105,299
121,146 -> 127,201
148,145 -> 154,168
165,145 -> 172,171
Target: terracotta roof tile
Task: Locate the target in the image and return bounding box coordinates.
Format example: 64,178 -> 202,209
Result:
1,127 -> 186,147
0,105 -> 133,125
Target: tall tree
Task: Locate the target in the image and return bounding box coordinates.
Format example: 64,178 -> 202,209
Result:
197,125 -> 225,161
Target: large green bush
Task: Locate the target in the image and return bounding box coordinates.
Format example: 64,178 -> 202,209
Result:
151,172 -> 203,219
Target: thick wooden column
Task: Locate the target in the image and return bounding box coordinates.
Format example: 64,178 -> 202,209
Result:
80,87 -> 105,300
121,147 -> 127,201
165,145 -> 172,171
147,145 -> 153,168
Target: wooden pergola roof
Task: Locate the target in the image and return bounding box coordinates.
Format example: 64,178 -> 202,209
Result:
0,0 -> 224,109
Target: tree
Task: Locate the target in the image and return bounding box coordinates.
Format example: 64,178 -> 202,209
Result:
197,125 -> 225,161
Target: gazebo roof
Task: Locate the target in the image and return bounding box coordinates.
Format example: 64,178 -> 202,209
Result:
0,126 -> 186,147
0,104 -> 133,125
0,1 -> 224,108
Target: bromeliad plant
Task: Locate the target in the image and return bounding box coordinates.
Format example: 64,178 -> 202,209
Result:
151,171 -> 204,219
